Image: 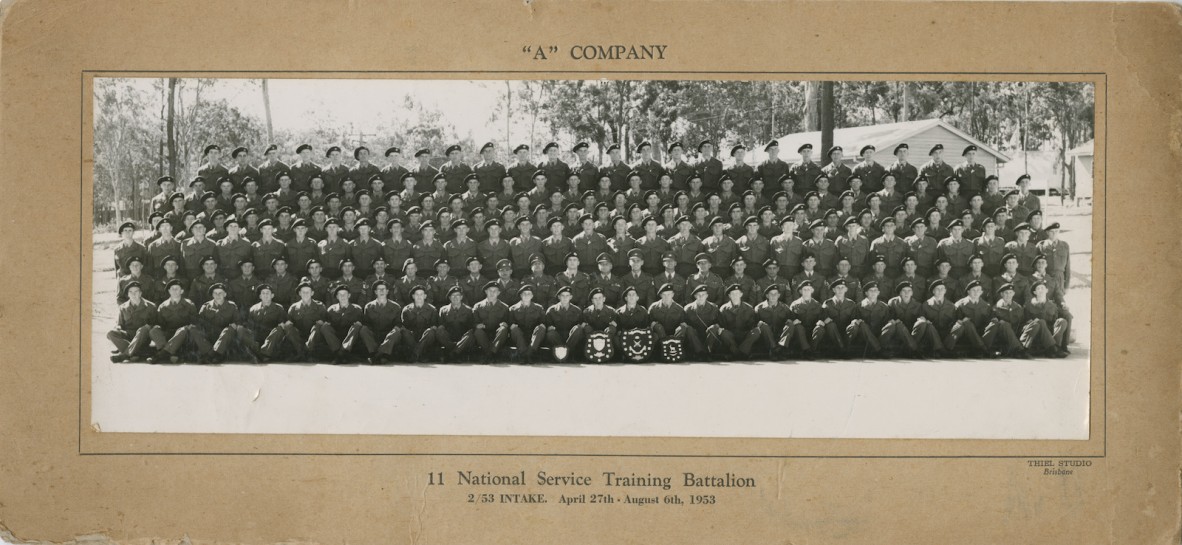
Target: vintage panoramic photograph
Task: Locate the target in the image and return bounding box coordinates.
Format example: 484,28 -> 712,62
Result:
88,77 -> 1095,438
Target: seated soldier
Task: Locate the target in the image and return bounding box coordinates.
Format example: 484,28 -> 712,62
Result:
193,283 -> 240,364
472,281 -> 512,363
116,256 -> 156,305
321,284 -> 365,364
951,279 -> 1001,357
235,283 -> 287,363
683,284 -> 722,361
436,285 -> 477,363
885,281 -> 934,357
148,279 -> 199,364
107,281 -> 157,363
615,285 -> 651,342
1023,280 -> 1072,358
356,280 -> 405,364
522,254 -> 557,307
282,281 -> 328,362
687,252 -> 725,305
754,283 -> 793,358
991,283 -> 1029,358
266,256 -> 298,309
821,278 -> 860,357
545,286 -> 585,361
786,280 -> 825,358
718,284 -> 761,359
648,282 -> 689,349
582,287 -> 619,361
508,284 -> 547,364
922,279 -> 958,358
364,256 -> 399,305
400,285 -> 440,363
853,281 -> 889,357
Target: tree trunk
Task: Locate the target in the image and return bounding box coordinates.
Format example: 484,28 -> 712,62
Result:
804,81 -> 821,131
505,81 -> 512,146
820,81 -> 835,166
261,79 -> 274,143
167,78 -> 177,179
901,81 -> 911,122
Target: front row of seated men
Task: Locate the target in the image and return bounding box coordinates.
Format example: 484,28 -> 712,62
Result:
108,260 -> 1073,363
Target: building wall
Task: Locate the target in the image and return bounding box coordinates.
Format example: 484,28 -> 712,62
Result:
840,125 -> 1002,174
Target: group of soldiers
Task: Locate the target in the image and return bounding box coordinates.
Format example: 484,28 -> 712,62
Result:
105,138 -> 1075,364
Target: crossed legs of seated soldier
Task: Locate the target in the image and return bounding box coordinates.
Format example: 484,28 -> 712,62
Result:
317,323 -> 366,363
473,323 -> 511,363
1020,318 -> 1070,357
355,325 -> 406,364
843,319 -> 883,358
191,325 -> 238,363
684,324 -> 721,360
146,325 -> 198,363
719,326 -> 762,360
279,323 -> 331,362
233,324 -> 287,363
880,320 -> 923,357
777,320 -> 823,358
435,327 -> 477,362
946,318 -> 1000,357
510,324 -> 546,363
107,325 -> 153,362
989,321 -> 1027,358
545,325 -> 584,361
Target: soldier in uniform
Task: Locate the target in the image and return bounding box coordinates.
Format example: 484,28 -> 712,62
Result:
686,252 -> 726,304
227,260 -> 263,319
536,142 -> 570,192
1015,174 -> 1041,213
288,144 -> 321,193
646,282 -> 688,347
617,248 -> 656,306
317,218 -> 351,278
818,146 -> 850,193
283,219 -> 318,279
318,146 -> 348,194
506,284 -> 546,363
507,144 -> 536,192
752,283 -> 790,356
990,283 -> 1029,358
188,255 -> 224,308
192,283 -> 239,363
544,286 -> 585,358
628,141 -> 662,190
754,140 -> 790,199
937,219 -> 975,278
855,281 -> 891,356
950,279 -> 1000,357
918,144 -> 955,195
148,279 -> 199,364
316,284 -> 363,363
1035,222 -> 1071,301
683,284 -> 722,360
884,281 -> 930,357
955,145 -> 987,196
725,144 -> 754,193
921,279 -> 958,357
693,140 -> 724,193
107,281 -> 158,363
433,285 -> 475,362
851,145 -> 887,193
197,145 -> 230,193
717,284 -> 761,359
116,255 -> 156,305
819,278 -> 858,357
113,221 -> 147,278
149,176 -> 176,214
661,141 -> 692,191
391,284 -> 435,362
279,281 -> 325,361
887,143 -> 919,193
233,284 -> 287,362
378,147 -> 409,190
1023,280 -> 1071,358
469,281 -> 511,363
784,280 -> 824,357
789,143 -> 821,194
435,144 -> 469,194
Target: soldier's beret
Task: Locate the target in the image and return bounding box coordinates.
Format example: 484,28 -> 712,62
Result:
159,255 -> 180,268
964,279 -> 982,291
203,144 -> 221,156
690,284 -> 709,297
207,282 -> 228,297
909,217 -> 928,229
814,174 -> 831,185
325,218 -> 341,228
295,144 -> 313,154
721,284 -> 741,296
798,143 -> 813,153
446,285 -> 464,298
397,172 -> 416,184
763,283 -> 782,296
155,175 -> 175,187
513,144 -> 530,154
696,139 -> 713,151
980,216 -> 996,227
469,206 -> 485,216
271,256 -> 288,266
827,146 -> 843,157
945,176 -> 961,186
1024,209 -> 1044,222
540,142 -> 559,154
594,202 -> 610,212
257,218 -> 274,229
369,279 -> 390,292
512,215 -> 531,228
625,248 -> 644,260
983,174 -> 999,184
612,214 -> 628,225
514,283 -> 534,296
565,252 -> 580,262
588,252 -> 610,265
893,143 -> 909,155
351,146 -> 369,160
729,144 -> 746,157
718,174 -> 733,186
694,252 -> 712,263
325,146 -> 342,158
409,284 -> 428,295
744,215 -> 760,226
1015,174 -> 1032,184
118,221 -> 136,233
529,253 -> 545,265
450,218 -> 468,230
291,218 -> 308,229
576,213 -> 594,224
463,256 -> 481,268
947,219 -> 964,229
894,280 -> 913,294
397,258 -> 416,273
870,253 -> 887,265
445,144 -> 462,156
310,174 -> 325,183
808,219 -> 825,230
475,142 -> 494,154
1045,222 -> 1061,231
262,192 -> 280,203
707,216 -> 724,227
555,286 -> 573,297
165,278 -> 186,291
788,204 -> 806,214
414,148 -> 431,158
123,255 -> 144,268
969,253 -> 986,263
928,279 -> 946,291
740,189 -> 756,199
662,141 -> 681,154
879,217 -> 896,229
796,279 -> 813,291
251,283 -> 274,297
324,192 -> 343,202
481,281 -> 500,292
384,146 -> 401,157
662,252 -> 676,261
305,258 -> 322,269
690,202 -> 707,213
338,257 -> 356,268
355,218 -> 371,229
328,283 -> 352,297
962,145 -> 978,156
829,278 -> 847,290
672,214 -> 690,226
863,281 -> 879,292
167,191 -> 187,204
1031,280 -> 1048,291
546,216 -> 563,228
842,216 -> 859,227
993,282 -> 1015,296
847,174 -> 863,185
223,215 -> 241,228
1003,189 -> 1021,199
657,283 -> 675,294
935,256 -> 952,267
601,143 -> 620,154
637,215 -> 657,227
630,140 -> 652,154
764,140 -> 779,152
583,287 -> 605,300
928,144 -> 943,155
429,173 -> 447,184
860,145 -> 877,156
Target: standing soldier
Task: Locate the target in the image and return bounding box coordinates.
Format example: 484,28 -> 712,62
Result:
150,176 -> 177,214
114,221 -> 147,278
1005,223 -> 1039,275
727,144 -> 755,193
694,140 -> 724,193
918,144 -> 955,195
439,144 -> 472,194
905,218 -> 938,278
717,284 -> 761,359
148,279 -> 199,363
1015,174 -> 1041,213
257,145 -> 289,193
791,143 -> 822,194
193,283 -> 239,364
852,145 -> 886,193
630,141 -> 664,190
702,217 -> 740,277
248,219 -> 283,278
568,141 -> 598,192
973,217 -> 1007,276
596,144 -> 626,191
870,217 -> 908,277
955,145 -> 987,196
888,144 -> 918,193
665,141 -> 694,192
936,219 -> 975,278
227,147 -> 260,192
756,140 -> 791,200
538,142 -> 571,192
320,146 -> 349,194
410,148 -> 439,194
317,218 -> 351,278
380,147 -> 409,189
290,144 -> 322,193
284,219 -> 318,279
1035,222 -> 1071,300
266,256 -> 298,308
350,146 -> 381,191
107,281 -> 158,363
473,142 -> 508,194
146,219 -> 182,279
802,219 -> 838,277
198,145 -> 230,191
821,146 -> 852,193
835,217 -> 870,276
507,144 -> 536,192
348,218 -> 383,279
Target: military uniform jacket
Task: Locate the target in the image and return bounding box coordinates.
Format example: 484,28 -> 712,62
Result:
823,297 -> 858,327
507,161 -> 537,192
350,162 -> 381,188
894,274 -> 928,302
546,303 -> 584,332
954,162 -> 987,194
756,159 -> 791,196
284,237 -> 319,276
652,271 -> 687,303
385,274 -> 418,304
619,271 -> 656,305
197,300 -> 239,336
472,298 -> 511,329
922,297 -> 958,332
316,237 -> 351,274
334,275 -> 366,303
410,239 -> 443,273
725,163 -> 754,192
115,241 -> 148,277
1004,240 -> 1039,275
1025,299 -> 1065,324
507,301 -> 544,330
936,237 -> 975,273
955,297 -> 994,329
226,164 -> 260,192
687,272 -> 726,304
695,156 -> 724,192
146,237 -> 182,276
555,270 -> 592,306
851,161 -> 887,192
572,231 -> 610,265
250,238 -> 286,275
397,303 -> 435,336
157,297 -> 198,332
581,304 -> 617,330
858,299 -> 891,330
802,237 -> 839,273
318,163 -> 348,194
788,298 -> 823,328
719,300 -> 758,332
992,299 -> 1025,327
197,162 -> 230,189
299,274 -> 330,304
791,270 -> 829,302
508,236 -> 543,271
635,236 -> 670,269
836,235 -> 871,273
436,161 -> 470,194
631,159 -> 665,190
321,302 -> 360,336
870,235 -> 908,273
117,273 -> 156,304
998,272 -> 1032,304
348,237 -> 382,272
227,274 -> 262,312
701,235 -> 739,268
770,234 -> 804,273
117,298 -> 158,332
188,273 -> 225,307
887,161 -> 919,192
245,302 -> 286,337
725,274 -> 757,302
587,274 -> 621,307
737,234 -> 773,267
665,159 -> 695,191
457,274 -> 487,306
829,274 -> 864,303
647,300 -> 686,331
540,236 -> 574,269
821,162 -> 853,193
377,163 -> 409,189
289,161 -> 323,192
887,296 -> 923,327
755,275 -> 791,298
285,298 -> 325,335
436,302 -> 474,337
1035,239 -> 1071,278
918,160 -> 955,193
755,300 -> 792,332
472,158 -> 509,193
684,300 -> 720,331
521,274 -> 556,307
606,235 -> 637,268
262,272 -> 296,307
905,234 -> 938,272
791,161 -> 823,192
539,160 -> 572,192
611,303 -> 647,330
